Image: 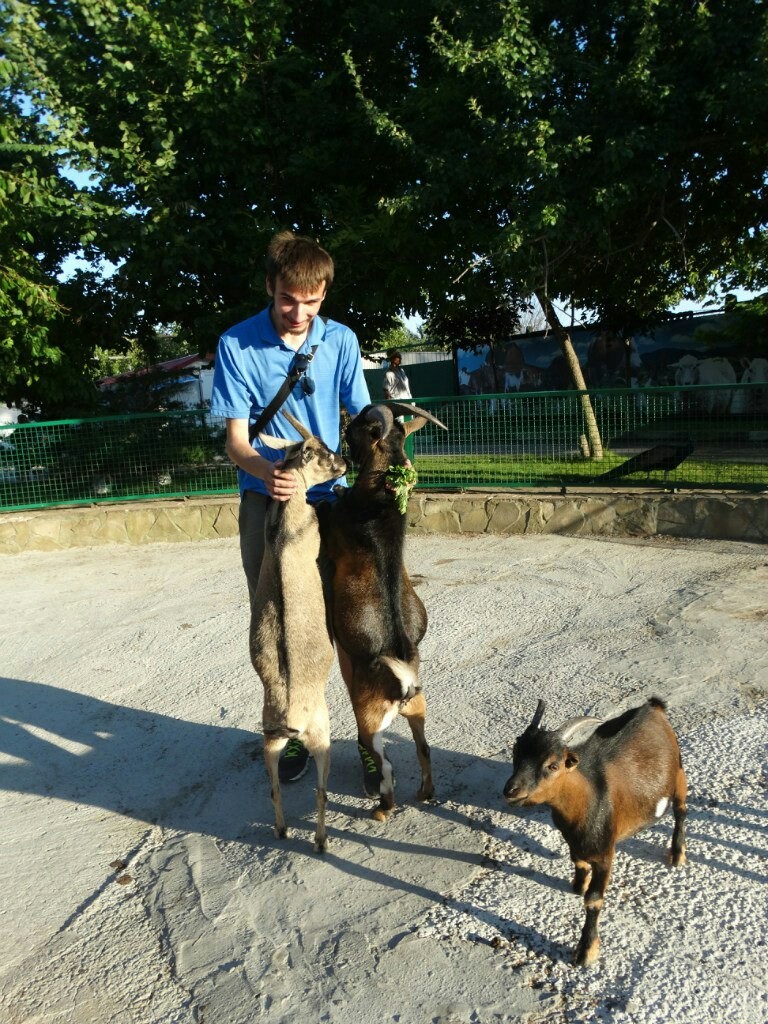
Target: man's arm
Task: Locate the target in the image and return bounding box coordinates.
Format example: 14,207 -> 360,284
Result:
225,418 -> 297,501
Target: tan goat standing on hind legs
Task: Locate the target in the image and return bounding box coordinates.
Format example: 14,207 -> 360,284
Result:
250,412 -> 347,852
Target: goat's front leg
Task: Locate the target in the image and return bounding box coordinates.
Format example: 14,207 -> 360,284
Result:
263,734 -> 289,839
571,860 -> 592,896
399,692 -> 434,801
574,851 -> 613,967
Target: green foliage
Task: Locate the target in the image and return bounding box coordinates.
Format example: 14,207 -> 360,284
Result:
0,91 -> 69,404
2,0 -> 766,417
694,292 -> 768,357
368,320 -> 422,356
347,0 -> 768,331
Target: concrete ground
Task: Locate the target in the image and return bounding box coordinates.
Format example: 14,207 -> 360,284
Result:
1,532 -> 766,1023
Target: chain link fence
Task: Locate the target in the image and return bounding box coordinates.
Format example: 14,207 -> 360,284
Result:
1,383 -> 766,512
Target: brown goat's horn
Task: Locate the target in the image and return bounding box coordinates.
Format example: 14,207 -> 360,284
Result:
385,402 -> 448,433
283,411 -> 312,441
527,700 -> 546,732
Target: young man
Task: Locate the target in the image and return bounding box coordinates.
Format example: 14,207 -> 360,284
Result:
210,231 -> 371,781
382,350 -> 412,401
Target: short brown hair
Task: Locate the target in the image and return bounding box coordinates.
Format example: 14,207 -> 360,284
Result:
266,231 -> 335,292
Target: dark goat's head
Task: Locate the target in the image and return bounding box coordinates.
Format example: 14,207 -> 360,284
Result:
503,701 -> 602,806
345,402 -> 447,470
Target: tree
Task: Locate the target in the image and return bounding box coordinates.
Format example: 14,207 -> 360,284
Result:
366,321 -> 423,359
4,0 -> 767,427
0,88 -> 70,408
3,0 -> 438,375
343,0 -> 768,453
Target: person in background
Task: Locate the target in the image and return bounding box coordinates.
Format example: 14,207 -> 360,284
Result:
210,230 -> 371,782
383,350 -> 412,402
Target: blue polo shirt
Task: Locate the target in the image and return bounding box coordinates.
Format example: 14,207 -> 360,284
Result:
210,306 -> 371,501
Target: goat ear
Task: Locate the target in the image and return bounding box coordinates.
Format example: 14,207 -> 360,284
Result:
279,442 -> 303,465
564,750 -> 580,771
258,433 -> 294,451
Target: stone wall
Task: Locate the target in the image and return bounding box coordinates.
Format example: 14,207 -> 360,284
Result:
1,489 -> 766,554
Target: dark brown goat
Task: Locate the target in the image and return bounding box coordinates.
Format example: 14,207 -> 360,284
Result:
318,402 -> 447,820
503,698 -> 687,966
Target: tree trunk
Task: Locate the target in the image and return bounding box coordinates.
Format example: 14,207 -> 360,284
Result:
535,291 -> 604,461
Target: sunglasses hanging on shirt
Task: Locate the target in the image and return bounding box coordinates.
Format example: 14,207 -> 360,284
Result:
248,344 -> 319,442
291,351 -> 316,395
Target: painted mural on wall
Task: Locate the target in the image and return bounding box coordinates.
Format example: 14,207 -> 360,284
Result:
455,312 -> 768,413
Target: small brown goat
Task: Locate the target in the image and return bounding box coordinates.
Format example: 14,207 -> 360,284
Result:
250,412 -> 347,852
318,402 -> 447,821
503,697 -> 687,966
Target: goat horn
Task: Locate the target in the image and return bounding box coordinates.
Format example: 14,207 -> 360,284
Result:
364,404 -> 394,439
526,700 -> 546,732
387,402 -> 448,432
283,411 -> 312,440
558,716 -> 603,746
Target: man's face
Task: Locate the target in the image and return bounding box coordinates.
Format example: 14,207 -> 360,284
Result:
267,274 -> 326,342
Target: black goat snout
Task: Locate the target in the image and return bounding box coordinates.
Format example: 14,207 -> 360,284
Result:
503,777 -> 524,803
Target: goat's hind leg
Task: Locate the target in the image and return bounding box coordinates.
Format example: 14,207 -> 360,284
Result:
263,733 -> 289,839
669,764 -> 688,867
304,707 -> 331,854
352,700 -> 397,822
356,726 -> 395,822
399,691 -> 434,801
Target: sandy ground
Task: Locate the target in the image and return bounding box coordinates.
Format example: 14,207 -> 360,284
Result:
1,532 -> 767,1024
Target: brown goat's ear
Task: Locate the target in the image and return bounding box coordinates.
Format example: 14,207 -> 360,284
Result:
564,750 -> 580,771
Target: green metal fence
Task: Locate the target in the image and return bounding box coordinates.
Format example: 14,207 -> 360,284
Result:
1,383 -> 766,512
0,410 -> 235,511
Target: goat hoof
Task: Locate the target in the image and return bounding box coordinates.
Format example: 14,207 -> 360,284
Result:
574,939 -> 600,968
417,784 -> 435,801
371,805 -> 392,822
668,849 -> 687,867
314,836 -> 328,854
274,826 -> 288,840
